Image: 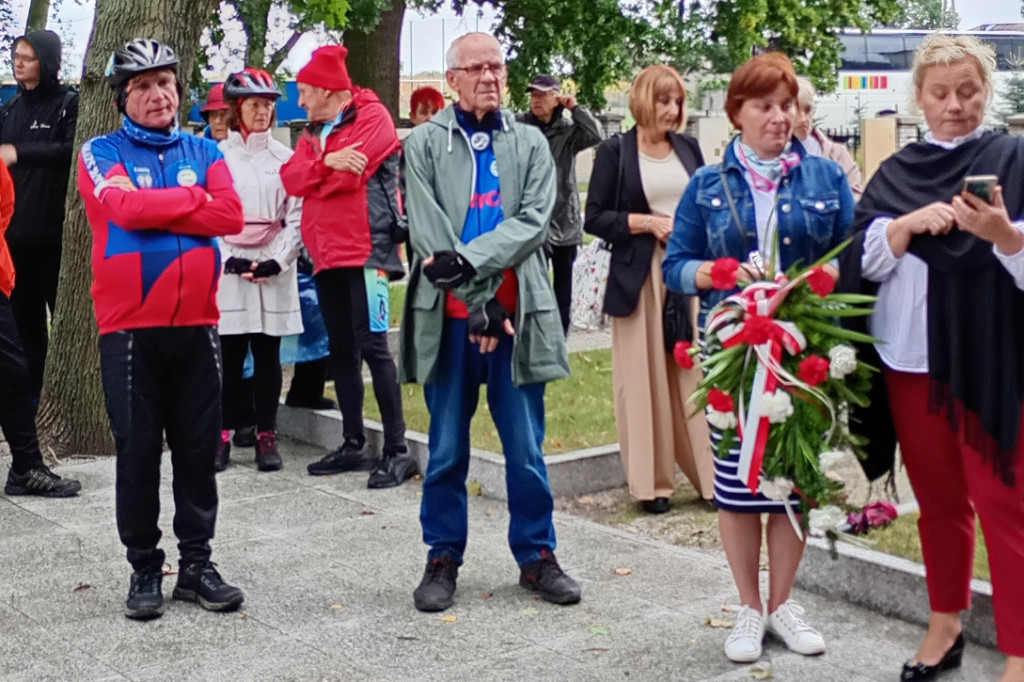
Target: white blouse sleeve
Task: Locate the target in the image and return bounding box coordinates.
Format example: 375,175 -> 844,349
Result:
860,217 -> 900,283
993,221 -> 1024,291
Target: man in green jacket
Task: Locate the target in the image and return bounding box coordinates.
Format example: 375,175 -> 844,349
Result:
399,32 -> 579,613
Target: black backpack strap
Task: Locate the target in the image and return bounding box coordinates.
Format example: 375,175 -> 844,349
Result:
0,93 -> 21,126
59,90 -> 76,119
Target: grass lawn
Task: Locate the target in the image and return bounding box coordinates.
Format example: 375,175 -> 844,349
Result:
347,348 -> 617,456
389,283 -> 406,327
865,512 -> 990,581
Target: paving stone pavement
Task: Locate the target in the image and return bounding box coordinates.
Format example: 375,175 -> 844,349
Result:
0,440 -> 1006,682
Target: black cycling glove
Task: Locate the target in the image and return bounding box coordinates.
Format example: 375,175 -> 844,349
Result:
468,298 -> 508,338
224,257 -> 254,275
252,260 -> 282,279
422,250 -> 476,290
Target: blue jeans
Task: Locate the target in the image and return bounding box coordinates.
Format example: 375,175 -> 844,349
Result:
421,318 -> 556,567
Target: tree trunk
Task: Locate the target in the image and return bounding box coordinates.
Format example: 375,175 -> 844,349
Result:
235,0 -> 272,68
37,0 -> 220,457
25,0 -> 51,33
343,0 -> 406,119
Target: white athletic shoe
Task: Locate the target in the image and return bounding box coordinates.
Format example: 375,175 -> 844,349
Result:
766,601 -> 826,655
725,604 -> 766,663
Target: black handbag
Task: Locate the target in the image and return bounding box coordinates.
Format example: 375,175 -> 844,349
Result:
662,289 -> 694,353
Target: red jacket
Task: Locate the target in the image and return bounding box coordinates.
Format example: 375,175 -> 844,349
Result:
77,127 -> 243,334
0,161 -> 14,298
280,87 -> 401,272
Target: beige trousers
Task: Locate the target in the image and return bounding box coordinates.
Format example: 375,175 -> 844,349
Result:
611,246 -> 714,501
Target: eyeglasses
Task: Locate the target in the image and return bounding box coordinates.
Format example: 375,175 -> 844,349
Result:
450,63 -> 507,78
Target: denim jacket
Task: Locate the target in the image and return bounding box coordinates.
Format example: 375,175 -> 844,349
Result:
663,137 -> 854,324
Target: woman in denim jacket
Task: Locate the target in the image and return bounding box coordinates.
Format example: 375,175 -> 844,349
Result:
663,53 -> 854,665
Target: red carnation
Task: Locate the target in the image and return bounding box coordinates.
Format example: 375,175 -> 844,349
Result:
806,267 -> 836,297
673,340 -> 695,369
708,388 -> 735,413
710,258 -> 740,290
798,355 -> 831,386
742,315 -> 776,345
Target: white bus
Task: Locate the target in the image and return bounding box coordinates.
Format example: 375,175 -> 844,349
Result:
815,28 -> 1024,132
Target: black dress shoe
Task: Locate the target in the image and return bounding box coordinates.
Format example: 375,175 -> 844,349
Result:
900,633 -> 965,681
640,497 -> 671,514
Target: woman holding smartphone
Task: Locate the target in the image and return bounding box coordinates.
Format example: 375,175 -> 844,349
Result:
843,34 -> 1024,682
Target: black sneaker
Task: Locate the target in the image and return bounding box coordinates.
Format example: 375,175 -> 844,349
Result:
172,561 -> 244,612
367,450 -> 418,489
125,566 -> 164,620
255,431 -> 282,472
519,550 -> 581,605
214,434 -> 231,473
4,466 -> 82,498
232,426 -> 257,448
307,439 -> 377,476
413,554 -> 459,612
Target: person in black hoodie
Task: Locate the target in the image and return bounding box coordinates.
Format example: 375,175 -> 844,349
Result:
0,30 -> 78,402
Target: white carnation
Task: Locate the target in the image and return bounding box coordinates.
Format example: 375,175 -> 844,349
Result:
818,449 -> 846,471
706,408 -> 738,431
761,390 -> 794,424
828,345 -> 858,379
808,505 -> 847,536
758,477 -> 794,501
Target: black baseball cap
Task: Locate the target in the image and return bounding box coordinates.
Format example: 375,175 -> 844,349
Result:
526,75 -> 560,93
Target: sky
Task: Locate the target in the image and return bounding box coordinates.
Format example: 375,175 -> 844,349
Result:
3,0 -> 1021,80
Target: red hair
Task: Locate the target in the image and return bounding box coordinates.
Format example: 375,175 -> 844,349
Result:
410,86 -> 445,114
724,53 -> 799,128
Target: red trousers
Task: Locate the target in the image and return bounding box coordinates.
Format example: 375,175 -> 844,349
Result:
885,370 -> 1024,656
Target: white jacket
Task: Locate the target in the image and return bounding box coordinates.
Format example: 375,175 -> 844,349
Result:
217,130 -> 304,336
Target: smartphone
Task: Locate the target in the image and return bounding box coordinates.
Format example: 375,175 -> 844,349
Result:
962,175 -> 999,204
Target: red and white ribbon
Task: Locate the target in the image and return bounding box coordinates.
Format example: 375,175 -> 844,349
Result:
705,273 -> 836,496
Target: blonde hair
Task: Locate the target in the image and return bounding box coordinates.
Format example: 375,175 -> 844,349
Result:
628,65 -> 688,131
796,76 -> 816,111
911,33 -> 997,105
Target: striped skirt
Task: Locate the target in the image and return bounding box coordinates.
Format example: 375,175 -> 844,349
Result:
710,427 -> 800,514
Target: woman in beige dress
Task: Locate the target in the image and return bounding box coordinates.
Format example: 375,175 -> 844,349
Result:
583,65 -> 713,513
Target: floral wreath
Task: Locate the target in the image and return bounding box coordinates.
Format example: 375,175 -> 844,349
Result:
675,241 -> 878,539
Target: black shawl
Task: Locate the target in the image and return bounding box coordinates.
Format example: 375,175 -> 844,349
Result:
842,131 -> 1024,485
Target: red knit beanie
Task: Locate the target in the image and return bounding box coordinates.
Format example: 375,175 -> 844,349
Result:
297,45 -> 352,91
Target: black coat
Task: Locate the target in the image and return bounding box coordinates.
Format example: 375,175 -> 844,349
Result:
583,128 -> 704,317
0,30 -> 78,245
517,106 -> 603,246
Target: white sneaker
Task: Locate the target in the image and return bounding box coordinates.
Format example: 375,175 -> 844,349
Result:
767,601 -> 826,655
724,605 -> 766,663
